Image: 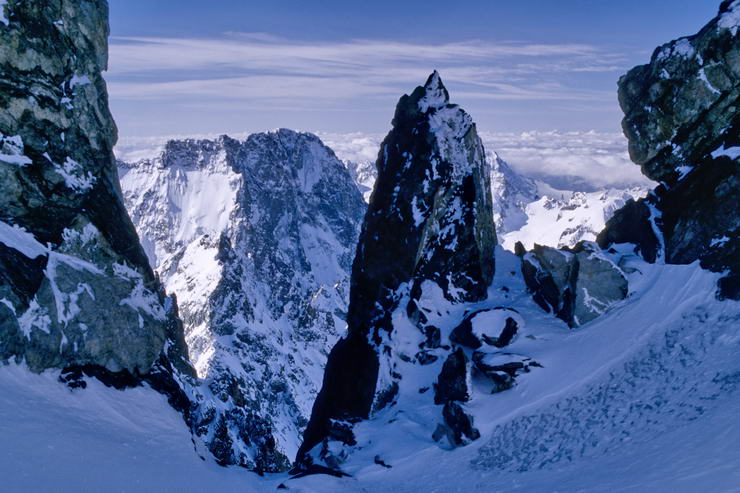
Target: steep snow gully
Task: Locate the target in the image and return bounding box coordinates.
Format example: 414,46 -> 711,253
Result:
1,0 -> 739,492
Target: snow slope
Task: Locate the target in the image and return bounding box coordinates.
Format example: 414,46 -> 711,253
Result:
288,249 -> 740,492
3,252 -> 738,492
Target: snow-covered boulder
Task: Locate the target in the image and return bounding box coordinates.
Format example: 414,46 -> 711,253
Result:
519,243 -> 628,327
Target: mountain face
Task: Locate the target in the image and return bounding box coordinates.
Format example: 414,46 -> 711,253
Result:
296,72 -> 498,468
600,0 -> 739,299
0,0 -> 192,386
118,130 -> 366,471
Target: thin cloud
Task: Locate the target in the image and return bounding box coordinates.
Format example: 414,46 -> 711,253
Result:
106,34 -> 629,105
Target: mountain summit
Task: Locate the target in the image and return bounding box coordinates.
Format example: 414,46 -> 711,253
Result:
296,72 -> 497,469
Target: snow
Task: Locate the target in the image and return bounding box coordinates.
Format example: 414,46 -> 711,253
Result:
657,38 -> 696,62
717,0 -> 740,36
698,67 -> 721,95
0,133 -> 32,166
711,143 -> 740,160
469,308 -> 523,341
427,105 -> 477,179
287,255 -> 740,492
710,235 -> 730,247
53,157 -> 96,191
16,299 -> 52,339
1,218 -> 738,492
676,165 -> 693,180
0,220 -> 47,258
499,183 -> 648,251
69,74 -> 91,88
117,131 -> 363,464
0,0 -> 7,26
0,363 -> 273,493
417,71 -> 448,112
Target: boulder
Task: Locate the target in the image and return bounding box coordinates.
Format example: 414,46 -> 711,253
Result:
519,243 -> 628,327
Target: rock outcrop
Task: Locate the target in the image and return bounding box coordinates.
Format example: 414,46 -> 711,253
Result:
600,0 -> 739,299
296,72 -> 497,469
119,130 -> 365,471
518,242 -> 629,327
0,1 -> 192,379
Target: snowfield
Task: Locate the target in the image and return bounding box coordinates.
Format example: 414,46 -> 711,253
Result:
2,250 -> 738,492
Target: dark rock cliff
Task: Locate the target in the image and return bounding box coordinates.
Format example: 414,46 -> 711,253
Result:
0,0 -> 195,452
600,0 -> 739,299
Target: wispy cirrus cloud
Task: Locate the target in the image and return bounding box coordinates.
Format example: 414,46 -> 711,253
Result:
106,34 -> 628,105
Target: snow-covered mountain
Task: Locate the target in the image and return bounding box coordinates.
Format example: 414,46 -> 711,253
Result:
118,130 -> 365,470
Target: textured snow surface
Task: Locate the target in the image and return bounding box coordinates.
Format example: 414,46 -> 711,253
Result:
2,257 -> 738,491
0,364 -> 270,493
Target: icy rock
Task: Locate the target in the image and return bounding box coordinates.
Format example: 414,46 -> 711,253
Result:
596,198 -> 659,263
440,401 -> 480,446
607,0 -> 739,298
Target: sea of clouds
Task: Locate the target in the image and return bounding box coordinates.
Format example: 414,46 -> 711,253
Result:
115,129 -> 652,191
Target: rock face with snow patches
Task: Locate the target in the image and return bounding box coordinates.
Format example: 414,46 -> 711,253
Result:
296,72 -> 497,468
517,243 -> 629,327
0,0 -> 192,381
602,0 -> 739,299
119,130 -> 365,471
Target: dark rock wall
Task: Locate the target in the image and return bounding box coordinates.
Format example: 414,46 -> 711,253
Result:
297,72 -> 497,464
604,0 -> 739,298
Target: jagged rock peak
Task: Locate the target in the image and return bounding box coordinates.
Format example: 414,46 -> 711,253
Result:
118,128 -> 366,471
417,70 -> 450,111
296,72 -> 496,467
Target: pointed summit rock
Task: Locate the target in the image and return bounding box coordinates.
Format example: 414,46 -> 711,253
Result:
296,72 -> 496,468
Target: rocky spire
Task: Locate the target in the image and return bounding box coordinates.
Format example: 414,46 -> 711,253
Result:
296,72 -> 497,468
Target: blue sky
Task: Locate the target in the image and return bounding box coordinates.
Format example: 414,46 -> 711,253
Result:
107,0 -> 721,138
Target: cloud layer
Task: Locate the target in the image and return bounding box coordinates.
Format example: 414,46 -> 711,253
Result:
107,34 -> 626,108
116,130 -> 652,191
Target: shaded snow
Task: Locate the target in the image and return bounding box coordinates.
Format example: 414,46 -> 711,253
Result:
711,143 -> 740,160
0,220 -> 47,258
0,133 -> 32,166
